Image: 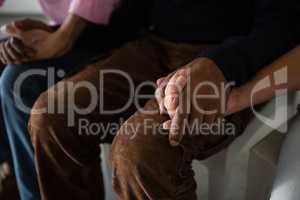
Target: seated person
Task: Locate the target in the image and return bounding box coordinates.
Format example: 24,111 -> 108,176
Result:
25,0 -> 300,199
0,0 -> 122,199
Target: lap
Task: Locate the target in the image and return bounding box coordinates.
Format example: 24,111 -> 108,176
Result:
30,38 -> 168,144
0,39 -> 108,116
112,97 -> 253,163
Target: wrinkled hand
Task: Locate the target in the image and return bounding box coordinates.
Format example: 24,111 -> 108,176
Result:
1,18 -> 53,39
13,29 -> 70,61
12,18 -> 52,33
0,37 -> 35,65
0,18 -> 53,64
155,58 -> 228,146
1,18 -> 69,61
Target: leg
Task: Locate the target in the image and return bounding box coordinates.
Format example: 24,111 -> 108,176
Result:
28,39 -> 167,200
0,106 -> 10,165
0,49 -> 97,200
111,99 -> 197,200
111,98 -> 251,200
0,64 -> 60,200
0,65 -> 10,165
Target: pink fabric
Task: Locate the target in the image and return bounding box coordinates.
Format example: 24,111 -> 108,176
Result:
69,0 -> 119,25
39,0 -> 118,25
0,0 -> 118,25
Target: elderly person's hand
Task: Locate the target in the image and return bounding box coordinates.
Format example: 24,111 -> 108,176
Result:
155,58 -> 229,146
2,15 -> 87,62
0,19 -> 53,65
0,37 -> 35,65
1,18 -> 63,61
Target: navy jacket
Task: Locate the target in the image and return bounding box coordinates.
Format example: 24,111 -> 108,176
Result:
110,0 -> 300,85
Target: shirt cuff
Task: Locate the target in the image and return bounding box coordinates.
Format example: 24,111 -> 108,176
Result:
69,0 -> 118,25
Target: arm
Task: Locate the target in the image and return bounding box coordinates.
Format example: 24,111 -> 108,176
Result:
227,45 -> 300,115
44,13 -> 89,56
155,0 -> 300,145
2,0 -> 119,61
1,14 -> 89,61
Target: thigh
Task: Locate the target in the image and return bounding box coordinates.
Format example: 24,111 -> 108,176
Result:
111,98 -> 198,199
33,38 -> 168,146
0,42 -> 102,110
110,97 -> 252,199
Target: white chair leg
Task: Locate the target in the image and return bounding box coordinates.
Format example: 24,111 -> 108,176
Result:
100,144 -> 117,200
199,150 -> 227,200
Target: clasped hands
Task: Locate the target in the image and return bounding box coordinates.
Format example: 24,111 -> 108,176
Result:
155,58 -> 238,146
0,19 -> 70,65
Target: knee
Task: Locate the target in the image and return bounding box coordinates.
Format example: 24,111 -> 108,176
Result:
110,106 -> 184,195
0,64 -> 41,110
28,86 -> 67,143
110,113 -> 156,190
111,107 -> 172,176
28,91 -> 53,142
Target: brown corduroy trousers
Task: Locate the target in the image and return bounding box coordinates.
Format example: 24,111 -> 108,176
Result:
28,34 -> 251,200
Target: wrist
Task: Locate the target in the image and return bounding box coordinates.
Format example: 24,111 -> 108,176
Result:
226,85 -> 252,115
226,88 -> 240,115
57,14 -> 87,45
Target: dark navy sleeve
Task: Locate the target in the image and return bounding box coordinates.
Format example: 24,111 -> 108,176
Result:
202,0 -> 299,85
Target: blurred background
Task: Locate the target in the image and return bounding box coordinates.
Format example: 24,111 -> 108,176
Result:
0,0 -> 44,38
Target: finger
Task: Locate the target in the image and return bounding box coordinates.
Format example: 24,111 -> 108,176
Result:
155,87 -> 167,114
165,69 -> 187,97
0,51 -> 6,64
162,120 -> 172,130
157,71 -> 177,93
0,23 -> 24,39
169,108 -> 188,146
10,37 -> 35,58
156,77 -> 165,87
2,43 -> 14,64
163,94 -> 179,118
6,40 -> 22,62
156,75 -> 174,114
169,89 -> 190,146
164,69 -> 187,117
0,43 -> 5,64
156,70 -> 183,115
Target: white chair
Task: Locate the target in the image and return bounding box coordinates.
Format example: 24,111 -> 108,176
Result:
101,92 -> 300,200
195,92 -> 300,200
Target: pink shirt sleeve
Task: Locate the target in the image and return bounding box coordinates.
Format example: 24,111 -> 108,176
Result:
69,0 -> 119,25
0,0 -> 5,7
